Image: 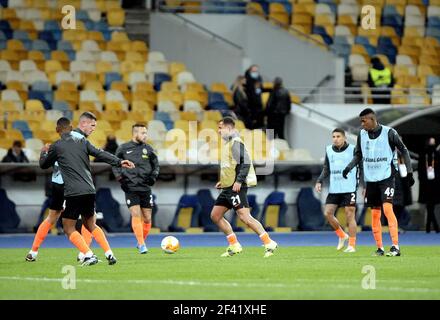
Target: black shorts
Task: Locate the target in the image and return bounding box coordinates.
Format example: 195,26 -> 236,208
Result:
62,194 -> 96,220
50,182 -> 65,211
214,186 -> 249,210
125,191 -> 153,209
325,192 -> 356,207
365,175 -> 395,207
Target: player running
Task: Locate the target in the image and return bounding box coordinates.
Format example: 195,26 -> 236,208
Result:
315,128 -> 359,253
342,108 -> 415,257
39,117 -> 135,266
211,117 -> 278,258
26,112 -> 97,262
112,123 -> 159,254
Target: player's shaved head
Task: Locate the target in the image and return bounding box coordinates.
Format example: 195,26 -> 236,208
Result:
332,128 -> 345,136
132,123 -> 147,144
359,108 -> 375,118
359,108 -> 378,131
78,111 -> 97,137
56,117 -> 72,134
132,123 -> 147,133
219,117 -> 235,128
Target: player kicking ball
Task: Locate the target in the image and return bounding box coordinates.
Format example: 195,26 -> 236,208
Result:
210,117 -> 277,258
315,128 -> 359,253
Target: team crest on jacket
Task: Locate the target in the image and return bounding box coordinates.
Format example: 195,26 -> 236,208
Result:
143,148 -> 148,154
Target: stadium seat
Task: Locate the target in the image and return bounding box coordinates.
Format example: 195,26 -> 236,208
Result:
196,189 -> 219,232
169,194 -> 201,232
0,189 -> 26,233
95,188 -> 131,232
297,187 -> 327,231
260,191 -> 289,232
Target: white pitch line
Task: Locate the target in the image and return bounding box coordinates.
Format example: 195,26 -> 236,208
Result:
0,276 -> 439,294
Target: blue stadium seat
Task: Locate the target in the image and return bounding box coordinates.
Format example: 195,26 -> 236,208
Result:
260,191 -> 288,231
0,39 -> 5,50
0,188 -> 26,233
28,91 -> 53,110
12,121 -> 33,139
12,120 -> 30,132
169,195 -> 201,232
32,81 -> 51,92
104,72 -> 123,89
297,187 -> 326,231
38,31 -> 61,50
355,36 -> 370,46
153,73 -> 171,91
44,20 -> 60,31
196,189 -> 218,232
426,27 -> 440,41
0,20 -> 12,39
154,111 -> 172,122
330,43 -> 351,57
427,76 -> 440,89
362,43 -> 377,57
428,17 -> 440,28
377,45 -> 397,64
96,188 -> 131,232
223,1 -> 246,14
53,101 -> 70,112
382,5 -> 399,17
0,30 -> 6,41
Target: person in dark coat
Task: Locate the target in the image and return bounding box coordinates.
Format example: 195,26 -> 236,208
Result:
418,137 -> 440,233
265,77 -> 292,140
2,140 -> 29,163
244,65 -> 264,129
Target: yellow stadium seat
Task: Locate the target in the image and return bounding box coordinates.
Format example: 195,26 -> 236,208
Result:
19,21 -> 37,40
131,100 -> 152,112
180,111 -> 198,121
174,120 -> 190,133
25,100 -> 44,111
6,129 -> 24,141
126,110 -> 154,122
210,82 -> 229,93
203,110 -> 222,122
169,62 -> 186,76
133,82 -> 155,92
96,61 -> 114,74
182,1 -> 201,13
269,12 -> 290,26
111,31 -> 130,42
199,120 -> 218,131
161,81 -> 180,92
0,101 -> 19,112
45,60 -> 64,73
246,2 -> 265,16
105,0 -> 122,11
108,9 -> 125,27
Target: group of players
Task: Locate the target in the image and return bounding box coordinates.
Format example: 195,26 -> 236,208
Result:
315,108 -> 415,256
25,106 -> 413,265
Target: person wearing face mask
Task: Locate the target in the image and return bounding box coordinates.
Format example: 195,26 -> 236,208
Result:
244,65 -> 264,129
417,137 -> 440,233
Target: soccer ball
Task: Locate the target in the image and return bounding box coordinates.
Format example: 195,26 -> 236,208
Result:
161,236 -> 180,254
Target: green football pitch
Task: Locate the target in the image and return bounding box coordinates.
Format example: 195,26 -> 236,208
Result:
0,246 -> 439,300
